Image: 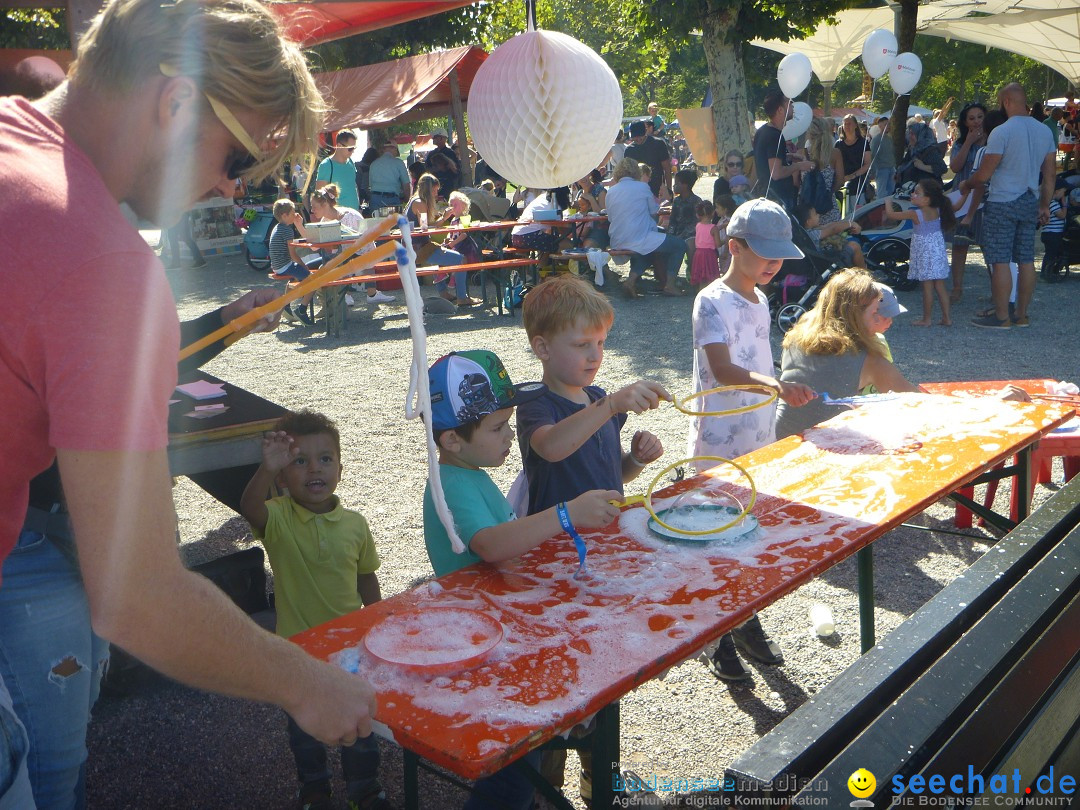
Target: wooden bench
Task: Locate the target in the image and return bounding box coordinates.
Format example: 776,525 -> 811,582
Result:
272,257 -> 540,335
715,474 -> 1080,807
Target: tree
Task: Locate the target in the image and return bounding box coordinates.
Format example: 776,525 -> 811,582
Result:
636,0 -> 850,159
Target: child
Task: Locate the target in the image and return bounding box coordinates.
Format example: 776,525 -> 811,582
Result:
691,200 -> 723,289
268,197 -> 320,324
1040,180 -> 1067,282
688,198 -> 814,683
860,282 -> 907,395
713,195 -> 737,276
517,275 -> 667,802
728,174 -> 751,204
239,410 -> 392,810
423,349 -> 620,810
794,203 -> 866,268
885,178 -> 954,327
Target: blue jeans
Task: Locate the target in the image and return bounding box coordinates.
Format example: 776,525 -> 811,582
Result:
0,678 -> 33,810
876,168 -> 896,198
0,526 -> 109,810
464,750 -> 543,810
368,191 -> 400,211
429,246 -> 467,298
629,233 -> 687,287
286,714 -> 379,797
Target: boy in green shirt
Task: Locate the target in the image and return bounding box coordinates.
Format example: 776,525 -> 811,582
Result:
241,410 -> 391,810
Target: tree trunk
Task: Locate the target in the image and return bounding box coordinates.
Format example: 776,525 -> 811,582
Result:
701,0 -> 753,164
890,0 -> 919,159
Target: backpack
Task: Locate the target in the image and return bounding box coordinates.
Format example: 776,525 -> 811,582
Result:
799,168 -> 834,215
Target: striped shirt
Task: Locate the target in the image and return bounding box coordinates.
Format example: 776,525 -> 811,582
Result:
1043,199 -> 1065,235
268,222 -> 298,271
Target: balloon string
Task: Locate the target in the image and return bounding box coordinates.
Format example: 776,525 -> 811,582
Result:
764,98 -> 791,204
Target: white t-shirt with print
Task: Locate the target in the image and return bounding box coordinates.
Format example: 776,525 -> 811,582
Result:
687,279 -> 777,469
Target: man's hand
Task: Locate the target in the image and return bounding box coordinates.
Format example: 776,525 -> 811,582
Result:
566,490 -> 624,529
778,381 -> 815,407
285,660 -> 378,745
1038,205 -> 1051,227
610,381 -> 671,415
221,288 -> 286,334
630,430 -> 663,465
848,222 -> 862,235
260,430 -> 296,474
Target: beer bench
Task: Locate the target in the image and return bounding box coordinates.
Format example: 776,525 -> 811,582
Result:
719,474 -> 1080,808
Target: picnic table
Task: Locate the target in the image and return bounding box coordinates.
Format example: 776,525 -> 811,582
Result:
292,393 -> 1069,809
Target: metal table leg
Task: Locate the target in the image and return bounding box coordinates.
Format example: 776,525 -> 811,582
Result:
857,545 -> 875,654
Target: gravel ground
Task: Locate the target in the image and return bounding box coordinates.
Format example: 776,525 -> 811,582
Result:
85,183 -> 1080,809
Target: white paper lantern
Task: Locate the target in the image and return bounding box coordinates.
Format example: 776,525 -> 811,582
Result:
467,30 -> 623,189
862,29 -> 898,80
783,101 -> 813,140
889,52 -> 923,96
776,53 -> 812,99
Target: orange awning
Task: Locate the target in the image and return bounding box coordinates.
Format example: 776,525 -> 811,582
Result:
268,0 -> 477,47
313,45 -> 487,131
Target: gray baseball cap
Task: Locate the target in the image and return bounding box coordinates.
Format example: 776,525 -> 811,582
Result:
726,198 -> 804,260
874,282 -> 908,318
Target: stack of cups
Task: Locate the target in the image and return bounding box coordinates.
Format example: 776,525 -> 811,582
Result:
810,604 -> 835,637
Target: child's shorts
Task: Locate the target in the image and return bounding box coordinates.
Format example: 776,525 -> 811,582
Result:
272,254 -> 324,281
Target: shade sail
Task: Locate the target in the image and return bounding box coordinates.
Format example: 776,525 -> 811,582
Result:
268,1 -> 477,48
922,6 -> 1080,86
313,45 -> 487,131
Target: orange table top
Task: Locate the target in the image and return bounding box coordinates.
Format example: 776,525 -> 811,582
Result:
920,380 -> 1080,451
292,393 -> 1070,780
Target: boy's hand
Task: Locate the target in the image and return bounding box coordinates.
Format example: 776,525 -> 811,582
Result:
630,430 -> 663,465
778,381 -> 815,407
610,381 -> 671,415
262,430 -> 297,473
566,490 -> 623,529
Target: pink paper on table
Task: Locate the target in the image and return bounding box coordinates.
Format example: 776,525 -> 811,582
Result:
176,380 -> 226,400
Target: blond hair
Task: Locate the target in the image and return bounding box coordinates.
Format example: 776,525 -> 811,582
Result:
309,183 -> 340,207
69,0 -> 325,183
415,173 -> 440,216
522,275 -> 614,340
272,197 -> 295,218
447,190 -> 471,209
782,268 -> 886,359
806,116 -> 835,171
612,157 -> 642,182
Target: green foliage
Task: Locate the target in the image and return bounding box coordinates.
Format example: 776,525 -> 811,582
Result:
0,8 -> 68,50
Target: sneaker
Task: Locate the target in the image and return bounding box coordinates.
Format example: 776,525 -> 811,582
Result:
971,314 -> 1011,329
348,784 -> 396,810
700,634 -> 751,682
1011,315 -> 1030,328
579,768 -> 592,803
294,303 -> 315,325
298,780 -> 332,810
190,259 -> 208,269
344,293 -> 355,306
731,617 -> 784,665
367,290 -> 395,304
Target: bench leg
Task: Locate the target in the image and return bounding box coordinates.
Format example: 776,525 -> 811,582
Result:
857,545 -> 875,654
403,749 -> 420,810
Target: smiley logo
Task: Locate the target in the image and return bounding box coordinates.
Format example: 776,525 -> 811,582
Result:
848,768 -> 876,798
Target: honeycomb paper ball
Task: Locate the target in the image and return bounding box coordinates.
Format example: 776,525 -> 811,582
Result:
468,30 -> 623,189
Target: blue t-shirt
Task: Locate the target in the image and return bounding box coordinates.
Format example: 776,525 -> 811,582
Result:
516,386 -> 627,515
423,464 -> 514,576
315,157 -> 359,209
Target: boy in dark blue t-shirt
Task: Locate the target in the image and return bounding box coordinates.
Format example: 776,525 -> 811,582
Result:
516,275 -> 667,802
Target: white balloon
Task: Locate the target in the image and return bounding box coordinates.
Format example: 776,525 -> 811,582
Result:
862,29 -> 898,80
782,101 -> 813,140
467,30 -> 623,189
889,52 -> 923,95
777,53 -> 812,99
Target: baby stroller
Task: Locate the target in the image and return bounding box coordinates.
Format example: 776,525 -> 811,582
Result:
847,192 -> 917,291
1041,176 -> 1080,280
242,210 -> 275,272
767,219 -> 846,333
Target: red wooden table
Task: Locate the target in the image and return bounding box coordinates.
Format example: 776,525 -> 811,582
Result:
920,380 -> 1080,528
293,393 -> 1069,809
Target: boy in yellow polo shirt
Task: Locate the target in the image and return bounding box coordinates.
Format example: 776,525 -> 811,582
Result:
241,409 -> 391,810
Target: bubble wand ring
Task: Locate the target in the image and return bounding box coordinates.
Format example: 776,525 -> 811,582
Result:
623,455 -> 757,537
671,385 -> 778,418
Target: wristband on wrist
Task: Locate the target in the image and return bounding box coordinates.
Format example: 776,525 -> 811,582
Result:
556,501 -> 587,573
628,452 -> 647,467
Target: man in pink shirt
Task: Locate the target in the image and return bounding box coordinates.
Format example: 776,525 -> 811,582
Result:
0,0 -> 377,805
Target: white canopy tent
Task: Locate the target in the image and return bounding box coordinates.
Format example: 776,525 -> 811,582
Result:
922,6 -> 1080,87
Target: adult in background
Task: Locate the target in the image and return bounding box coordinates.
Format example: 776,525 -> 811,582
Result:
605,129 -> 628,177
947,102 -> 988,303
1044,107 -> 1063,151
930,98 -> 955,149
754,89 -> 811,212
868,116 -> 896,199
624,119 -> 672,200
712,149 -> 748,202
354,146 -> 378,208
606,157 -> 686,298
896,121 -> 947,189
367,141 -> 411,212
315,129 -> 360,210
804,116 -> 844,225
967,83 -> 1056,329
0,0 -> 378,807
835,113 -> 871,212
424,128 -> 461,194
